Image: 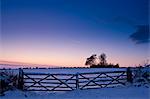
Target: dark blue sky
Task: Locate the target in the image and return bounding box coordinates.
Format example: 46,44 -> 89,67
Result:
1,0 -> 149,67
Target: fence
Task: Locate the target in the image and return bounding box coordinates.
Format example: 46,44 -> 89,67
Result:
19,69 -> 130,91
131,67 -> 150,84
0,70 -> 18,95
1,67 -> 148,92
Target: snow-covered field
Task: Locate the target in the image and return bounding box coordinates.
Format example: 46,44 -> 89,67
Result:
0,68 -> 127,75
23,68 -> 126,74
1,86 -> 149,99
1,66 -> 149,99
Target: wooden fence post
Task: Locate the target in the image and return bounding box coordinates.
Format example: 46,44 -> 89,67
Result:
0,79 -> 5,96
18,68 -> 24,90
127,67 -> 133,83
76,73 -> 79,89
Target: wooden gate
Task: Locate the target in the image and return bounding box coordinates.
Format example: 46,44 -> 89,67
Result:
77,71 -> 127,90
20,70 -> 128,91
23,73 -> 77,91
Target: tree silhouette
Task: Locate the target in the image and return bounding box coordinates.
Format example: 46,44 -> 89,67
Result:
85,53 -> 119,68
85,54 -> 97,66
98,53 -> 107,66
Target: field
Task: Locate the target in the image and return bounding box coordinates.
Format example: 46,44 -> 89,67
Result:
1,86 -> 149,99
0,66 -> 150,99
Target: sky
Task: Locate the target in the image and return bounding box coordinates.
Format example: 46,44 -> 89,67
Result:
0,0 -> 149,67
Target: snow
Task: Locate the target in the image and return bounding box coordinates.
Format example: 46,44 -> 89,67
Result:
1,87 -> 149,99
0,68 -> 126,76
1,67 -> 149,99
23,68 -> 126,74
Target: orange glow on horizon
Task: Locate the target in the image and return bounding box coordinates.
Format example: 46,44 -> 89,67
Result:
1,41 -> 148,67
0,56 -> 147,67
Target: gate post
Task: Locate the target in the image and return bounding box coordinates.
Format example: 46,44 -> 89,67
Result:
75,73 -> 79,89
0,78 -> 5,96
18,68 -> 24,90
127,67 -> 133,83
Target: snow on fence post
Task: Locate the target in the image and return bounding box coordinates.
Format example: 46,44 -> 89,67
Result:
127,67 -> 133,83
18,68 -> 24,90
75,72 -> 79,89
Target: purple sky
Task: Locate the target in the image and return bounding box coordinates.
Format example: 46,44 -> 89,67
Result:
1,0 -> 149,67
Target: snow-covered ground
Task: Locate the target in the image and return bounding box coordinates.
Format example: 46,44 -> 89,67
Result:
1,66 -> 149,99
23,68 -> 126,74
1,86 -> 149,99
0,68 -> 127,75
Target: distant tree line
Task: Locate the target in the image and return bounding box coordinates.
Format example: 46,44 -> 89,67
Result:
85,53 -> 119,68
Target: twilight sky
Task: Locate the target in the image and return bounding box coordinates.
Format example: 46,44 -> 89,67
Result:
0,0 -> 149,67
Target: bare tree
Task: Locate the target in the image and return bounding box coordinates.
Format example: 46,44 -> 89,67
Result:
98,53 -> 107,66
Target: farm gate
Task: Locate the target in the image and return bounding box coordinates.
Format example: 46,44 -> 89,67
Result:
19,70 -> 129,91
